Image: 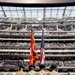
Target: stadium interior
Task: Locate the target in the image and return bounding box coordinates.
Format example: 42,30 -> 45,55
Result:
0,1 -> 75,75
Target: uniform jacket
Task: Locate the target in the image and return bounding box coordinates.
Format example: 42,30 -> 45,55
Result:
16,71 -> 26,75
37,70 -> 51,75
27,70 -> 37,75
50,70 -> 59,75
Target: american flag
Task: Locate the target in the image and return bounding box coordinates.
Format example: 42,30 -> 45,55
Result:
40,29 -> 45,64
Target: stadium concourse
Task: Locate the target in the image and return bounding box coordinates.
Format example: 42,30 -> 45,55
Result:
0,5 -> 75,75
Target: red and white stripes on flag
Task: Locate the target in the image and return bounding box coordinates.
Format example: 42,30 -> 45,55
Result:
40,47 -> 45,64
40,30 -> 45,64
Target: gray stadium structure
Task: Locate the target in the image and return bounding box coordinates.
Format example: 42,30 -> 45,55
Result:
0,1 -> 75,75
